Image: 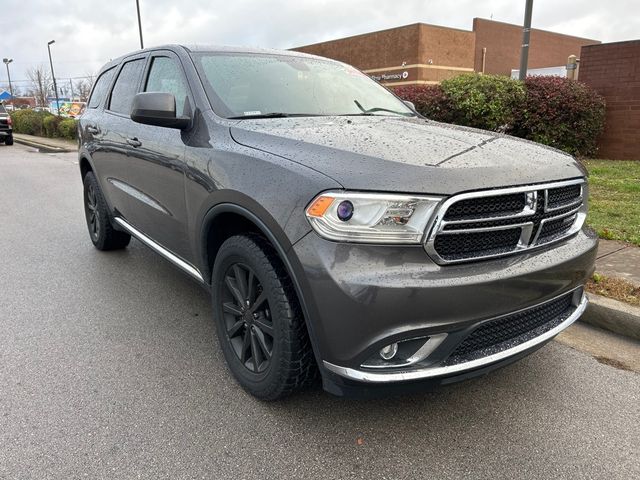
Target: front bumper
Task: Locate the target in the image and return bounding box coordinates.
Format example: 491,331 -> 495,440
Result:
292,228 -> 597,391
323,289 -> 587,383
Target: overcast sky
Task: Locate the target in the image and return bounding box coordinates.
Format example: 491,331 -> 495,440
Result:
1,0 -> 637,90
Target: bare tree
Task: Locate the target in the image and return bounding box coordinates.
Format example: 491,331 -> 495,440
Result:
74,78 -> 93,102
26,66 -> 52,107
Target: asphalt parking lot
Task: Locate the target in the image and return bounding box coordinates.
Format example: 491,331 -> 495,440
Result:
1,143 -> 639,479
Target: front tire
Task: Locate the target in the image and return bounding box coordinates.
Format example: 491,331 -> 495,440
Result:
5,135 -> 13,146
82,172 -> 131,250
212,234 -> 316,400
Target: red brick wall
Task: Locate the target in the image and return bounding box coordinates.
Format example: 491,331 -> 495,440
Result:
579,41 -> 640,160
293,24 -> 422,71
292,23 -> 475,85
473,18 -> 599,75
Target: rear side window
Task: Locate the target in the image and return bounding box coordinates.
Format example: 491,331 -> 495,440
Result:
108,59 -> 146,115
0,104 -> 6,114
145,56 -> 188,115
88,67 -> 115,109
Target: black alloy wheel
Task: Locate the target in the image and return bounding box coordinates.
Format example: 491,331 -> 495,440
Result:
212,235 -> 317,400
82,172 -> 131,250
85,182 -> 100,242
221,263 -> 274,374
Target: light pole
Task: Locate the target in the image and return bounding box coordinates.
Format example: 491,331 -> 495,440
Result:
136,0 -> 144,49
518,0 -> 534,81
2,58 -> 13,97
47,40 -> 61,116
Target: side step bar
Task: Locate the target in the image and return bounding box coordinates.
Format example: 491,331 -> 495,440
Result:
113,217 -> 204,283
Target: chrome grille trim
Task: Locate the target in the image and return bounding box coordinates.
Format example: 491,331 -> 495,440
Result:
425,178 -> 586,265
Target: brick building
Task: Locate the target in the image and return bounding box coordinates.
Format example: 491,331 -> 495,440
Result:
579,40 -> 640,160
293,18 -> 599,86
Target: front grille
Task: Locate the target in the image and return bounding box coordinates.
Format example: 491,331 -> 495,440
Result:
444,193 -> 526,220
537,214 -> 577,244
433,228 -> 522,260
548,184 -> 581,209
426,180 -> 585,263
448,292 -> 575,361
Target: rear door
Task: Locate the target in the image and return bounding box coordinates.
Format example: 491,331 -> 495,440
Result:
99,51 -> 192,261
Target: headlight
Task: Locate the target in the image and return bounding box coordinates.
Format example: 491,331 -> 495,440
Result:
305,191 -> 443,244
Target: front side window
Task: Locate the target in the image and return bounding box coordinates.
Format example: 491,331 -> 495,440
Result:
192,53 -> 415,119
145,56 -> 188,115
108,59 -> 146,115
88,67 -> 115,109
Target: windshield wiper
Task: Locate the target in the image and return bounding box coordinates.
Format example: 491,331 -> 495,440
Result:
227,112 -> 322,119
349,100 -> 415,117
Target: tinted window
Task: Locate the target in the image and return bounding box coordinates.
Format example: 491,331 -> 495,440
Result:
145,56 -> 188,115
88,67 -> 115,109
108,59 -> 145,114
0,104 -> 6,114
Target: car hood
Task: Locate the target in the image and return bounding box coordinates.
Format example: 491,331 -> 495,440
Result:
229,116 -> 585,195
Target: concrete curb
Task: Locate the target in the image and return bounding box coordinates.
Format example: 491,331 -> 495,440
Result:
581,293 -> 640,341
13,136 -> 76,153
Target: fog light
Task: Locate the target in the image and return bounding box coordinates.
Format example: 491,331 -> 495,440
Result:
379,343 -> 398,361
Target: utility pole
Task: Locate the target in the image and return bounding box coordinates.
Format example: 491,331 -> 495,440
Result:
518,0 -> 534,81
136,0 -> 144,49
47,40 -> 61,116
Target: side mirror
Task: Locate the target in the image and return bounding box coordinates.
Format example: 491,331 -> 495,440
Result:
403,100 -> 416,111
130,92 -> 190,129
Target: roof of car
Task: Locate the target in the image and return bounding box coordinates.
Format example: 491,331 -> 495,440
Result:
99,44 -> 326,73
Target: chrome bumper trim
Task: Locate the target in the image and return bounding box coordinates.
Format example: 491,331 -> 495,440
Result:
323,292 -> 588,383
113,217 -> 204,283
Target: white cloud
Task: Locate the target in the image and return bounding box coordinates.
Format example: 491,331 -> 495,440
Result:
1,0 -> 637,90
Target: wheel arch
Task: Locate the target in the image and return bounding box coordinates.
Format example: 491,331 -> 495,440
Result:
79,154 -> 94,179
199,198 -> 323,366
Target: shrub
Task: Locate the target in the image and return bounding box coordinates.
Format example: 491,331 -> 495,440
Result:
58,118 -> 78,140
393,73 -> 606,157
43,115 -> 62,137
439,74 -> 526,132
513,76 -> 606,157
393,84 -> 453,123
10,109 -> 51,136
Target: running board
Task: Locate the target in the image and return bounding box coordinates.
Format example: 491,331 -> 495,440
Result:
113,217 -> 204,283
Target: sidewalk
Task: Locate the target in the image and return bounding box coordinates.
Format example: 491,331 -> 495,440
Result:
583,239 -> 640,340
13,133 -> 77,152
596,239 -> 640,284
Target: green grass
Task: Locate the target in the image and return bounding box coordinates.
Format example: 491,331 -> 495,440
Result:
584,159 -> 640,246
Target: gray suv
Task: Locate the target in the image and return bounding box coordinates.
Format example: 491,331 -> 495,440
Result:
78,45 -> 597,399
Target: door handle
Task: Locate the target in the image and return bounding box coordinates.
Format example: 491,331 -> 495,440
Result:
87,126 -> 99,134
126,137 -> 142,148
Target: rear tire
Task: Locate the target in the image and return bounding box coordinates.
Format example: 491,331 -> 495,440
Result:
83,172 -> 131,250
5,135 -> 13,146
212,234 -> 316,400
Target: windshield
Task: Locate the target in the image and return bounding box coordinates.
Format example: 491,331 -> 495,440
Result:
192,52 -> 415,119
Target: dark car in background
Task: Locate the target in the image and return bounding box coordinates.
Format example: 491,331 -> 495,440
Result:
0,103 -> 14,145
78,45 -> 597,399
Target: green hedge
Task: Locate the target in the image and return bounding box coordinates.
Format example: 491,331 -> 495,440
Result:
10,110 -> 78,140
441,74 -> 526,132
58,119 -> 77,139
394,74 -> 606,157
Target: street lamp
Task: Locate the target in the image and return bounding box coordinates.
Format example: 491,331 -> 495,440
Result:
47,40 -> 61,115
2,58 -> 13,97
136,0 -> 144,49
